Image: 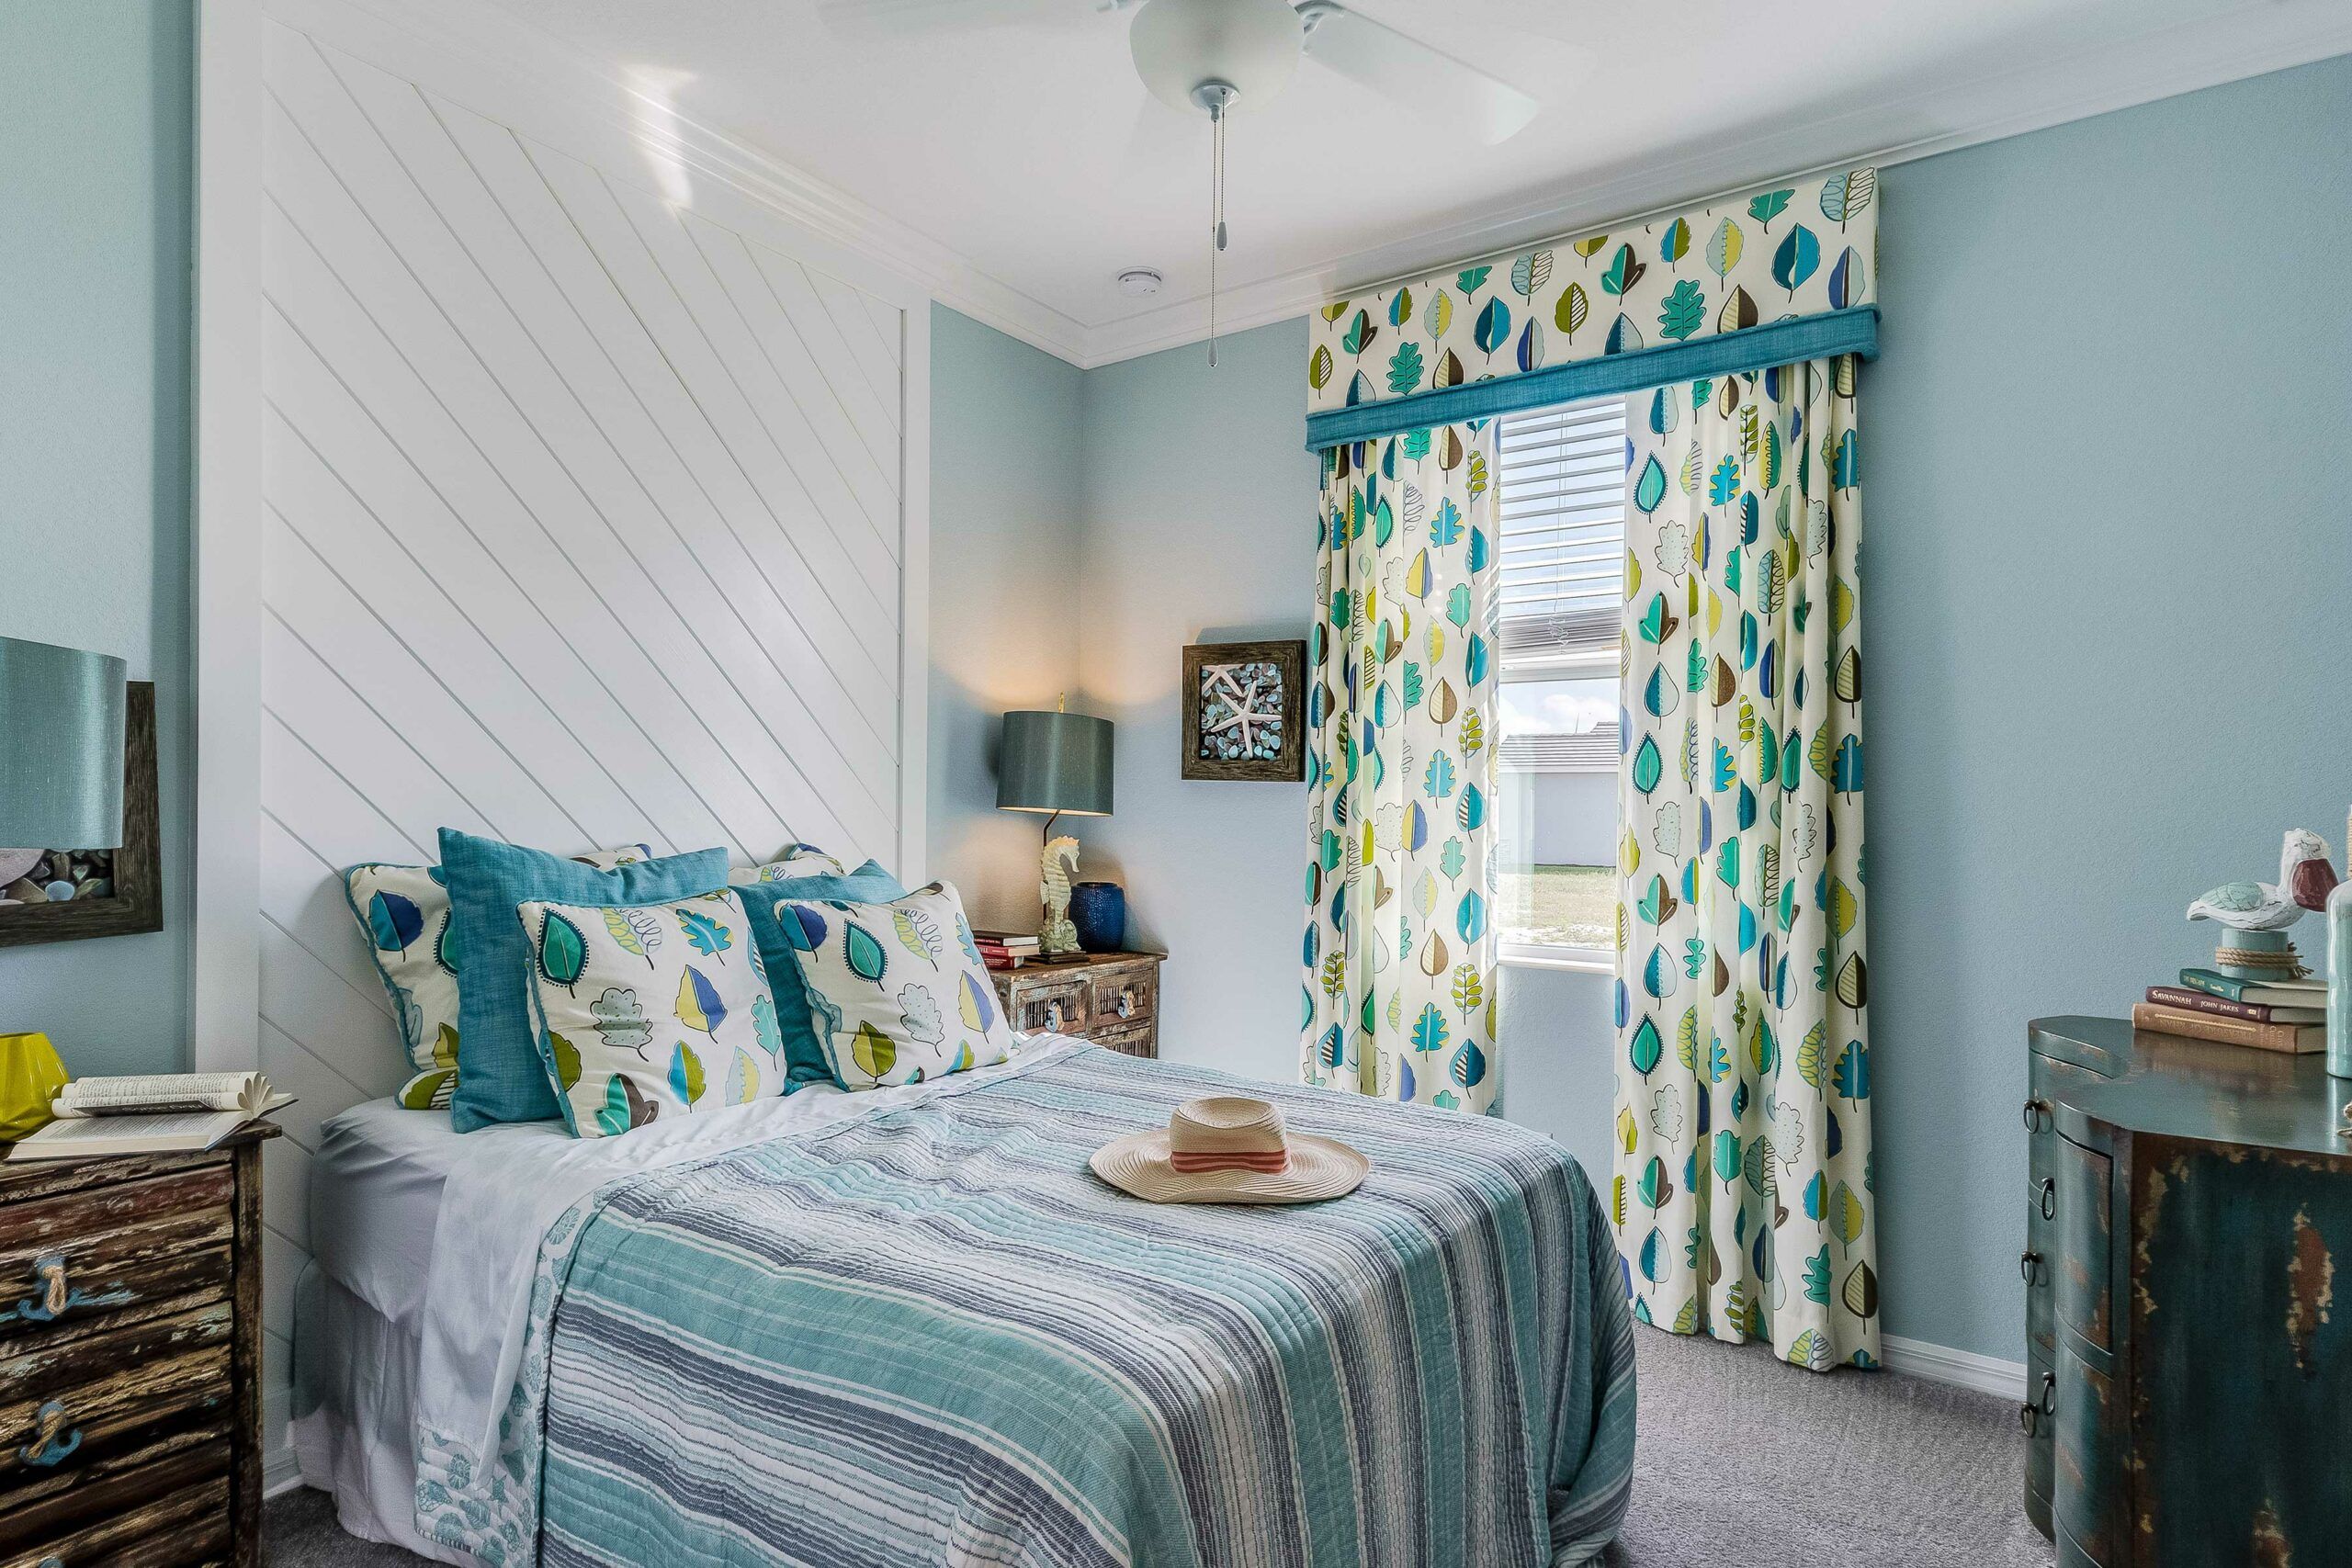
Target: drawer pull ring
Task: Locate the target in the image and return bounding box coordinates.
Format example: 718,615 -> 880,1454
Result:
2038,1178 -> 2056,1220
2038,1371 -> 2056,1416
20,1400 -> 82,1468
1045,1002 -> 1064,1032
2021,1097 -> 2050,1133
1116,989 -> 1136,1020
2019,1249 -> 2041,1284
2018,1401 -> 2039,1436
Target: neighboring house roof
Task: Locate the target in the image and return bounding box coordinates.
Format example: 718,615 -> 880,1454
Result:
1498,722 -> 1620,774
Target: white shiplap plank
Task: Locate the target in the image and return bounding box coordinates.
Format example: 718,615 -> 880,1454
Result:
686,212 -> 900,561
805,265 -> 903,426
317,72 -> 902,824
263,1139 -> 315,1254
526,148 -> 904,626
263,409 -> 681,856
431,109 -> 907,788
258,918 -> 407,1101
261,612 -> 503,853
265,80 -> 815,858
748,244 -> 905,483
266,513 -> 582,852
258,1014 -> 373,1153
258,711 -> 426,880
856,287 -> 903,370
256,802 -> 400,1015
261,260 -> 771,857
627,197 -> 900,614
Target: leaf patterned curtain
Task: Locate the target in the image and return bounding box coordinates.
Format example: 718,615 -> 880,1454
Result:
1612,357 -> 1876,1371
1302,423 -> 1500,1113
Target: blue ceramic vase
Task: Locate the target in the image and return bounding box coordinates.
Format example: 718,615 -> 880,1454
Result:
1069,881 -> 1126,953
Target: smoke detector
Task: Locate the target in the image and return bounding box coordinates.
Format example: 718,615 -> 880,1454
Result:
1116,268 -> 1164,298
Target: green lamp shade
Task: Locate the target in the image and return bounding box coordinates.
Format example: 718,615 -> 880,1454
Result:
997,710 -> 1114,817
0,637 -> 128,849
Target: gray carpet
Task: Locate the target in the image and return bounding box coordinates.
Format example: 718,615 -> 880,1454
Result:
267,1326 -> 2052,1565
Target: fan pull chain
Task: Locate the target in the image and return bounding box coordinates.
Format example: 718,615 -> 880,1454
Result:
1208,96 -> 1227,368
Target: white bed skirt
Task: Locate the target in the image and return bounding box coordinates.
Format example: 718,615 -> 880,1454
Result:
290,1263 -> 486,1567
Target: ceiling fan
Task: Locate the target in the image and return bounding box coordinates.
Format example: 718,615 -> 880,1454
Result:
822,0 -> 1541,360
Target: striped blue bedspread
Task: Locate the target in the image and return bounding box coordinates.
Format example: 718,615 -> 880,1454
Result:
415,1046 -> 1635,1566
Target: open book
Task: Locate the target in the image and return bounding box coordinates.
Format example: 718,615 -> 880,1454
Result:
51,1071 -> 291,1118
3,1072 -> 291,1163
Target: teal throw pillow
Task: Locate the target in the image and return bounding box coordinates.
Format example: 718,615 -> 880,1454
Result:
439,828 -> 729,1132
733,859 -> 908,1086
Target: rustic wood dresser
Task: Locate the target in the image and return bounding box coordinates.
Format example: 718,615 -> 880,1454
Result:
2025,1016 -> 2347,1565
990,952 -> 1163,1059
0,1122 -> 276,1567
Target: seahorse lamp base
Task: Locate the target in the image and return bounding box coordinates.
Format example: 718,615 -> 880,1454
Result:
1038,832 -> 1085,960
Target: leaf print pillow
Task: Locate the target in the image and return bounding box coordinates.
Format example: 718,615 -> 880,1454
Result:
345,843 -> 655,1111
515,889 -> 786,1138
771,880 -> 1015,1089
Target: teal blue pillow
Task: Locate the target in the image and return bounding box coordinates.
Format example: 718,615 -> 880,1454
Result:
734,859 -> 908,1086
439,829 -> 729,1132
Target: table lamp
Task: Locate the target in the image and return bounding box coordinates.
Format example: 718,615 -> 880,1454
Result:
997,698 -> 1113,961
0,636 -> 128,1135
1,634 -> 129,863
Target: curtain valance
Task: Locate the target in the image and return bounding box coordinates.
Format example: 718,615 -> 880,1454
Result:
1303,170 -> 1878,451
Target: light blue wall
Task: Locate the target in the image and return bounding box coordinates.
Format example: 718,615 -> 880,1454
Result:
0,2 -> 194,1077
1072,321 -> 1324,1064
926,305 -> 1089,932
1865,51 -> 2352,1360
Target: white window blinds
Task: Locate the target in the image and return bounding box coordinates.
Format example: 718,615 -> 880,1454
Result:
1498,398 -> 1629,667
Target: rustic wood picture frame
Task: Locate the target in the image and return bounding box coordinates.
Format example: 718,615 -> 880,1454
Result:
0,682 -> 163,948
1180,640 -> 1306,783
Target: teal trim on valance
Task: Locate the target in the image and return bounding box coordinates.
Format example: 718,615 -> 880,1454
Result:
1305,307 -> 1877,452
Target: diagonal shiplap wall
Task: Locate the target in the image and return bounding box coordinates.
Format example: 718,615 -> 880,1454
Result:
252,9 -> 922,1459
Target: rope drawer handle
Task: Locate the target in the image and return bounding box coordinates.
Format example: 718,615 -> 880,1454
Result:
21,1400 -> 83,1468
3,1254 -> 132,1325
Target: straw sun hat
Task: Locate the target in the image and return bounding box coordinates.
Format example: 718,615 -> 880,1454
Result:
1091,1095 -> 1368,1204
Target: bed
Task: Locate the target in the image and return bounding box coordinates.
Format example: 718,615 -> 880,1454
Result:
293,1035 -> 1636,1566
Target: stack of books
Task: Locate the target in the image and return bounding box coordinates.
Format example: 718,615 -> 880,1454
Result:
2135,970 -> 2327,1054
972,930 -> 1041,970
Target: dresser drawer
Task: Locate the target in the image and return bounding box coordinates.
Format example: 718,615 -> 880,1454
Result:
0,1167 -> 233,1348
0,1420 -> 231,1557
1088,964 -> 1157,1031
0,1300 -> 233,1494
2052,1346 -> 2121,1566
0,1467 -> 231,1567
1002,974 -> 1090,1035
1090,1020 -> 1156,1059
2056,1135 -> 2114,1355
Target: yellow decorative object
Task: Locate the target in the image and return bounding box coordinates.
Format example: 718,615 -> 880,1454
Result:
0,1032 -> 69,1140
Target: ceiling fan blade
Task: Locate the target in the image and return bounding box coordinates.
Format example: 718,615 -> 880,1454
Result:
815,0 -> 1087,39
1299,3 -> 1539,145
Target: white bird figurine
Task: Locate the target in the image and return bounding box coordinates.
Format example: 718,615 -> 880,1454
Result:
2186,829 -> 2337,931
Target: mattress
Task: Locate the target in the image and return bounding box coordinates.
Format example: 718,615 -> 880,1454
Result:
307,1099 -> 565,1325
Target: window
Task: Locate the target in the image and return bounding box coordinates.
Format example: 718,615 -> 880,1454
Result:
1494,397 -> 1628,964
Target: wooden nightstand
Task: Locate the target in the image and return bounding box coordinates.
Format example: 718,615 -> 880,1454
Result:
991,952 -> 1164,1058
0,1122 -> 277,1567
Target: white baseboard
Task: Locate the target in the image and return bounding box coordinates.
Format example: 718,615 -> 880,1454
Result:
264,1442 -> 305,1499
1882,1333 -> 2028,1401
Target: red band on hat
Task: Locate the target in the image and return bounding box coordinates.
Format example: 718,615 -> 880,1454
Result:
1169,1150 -> 1293,1175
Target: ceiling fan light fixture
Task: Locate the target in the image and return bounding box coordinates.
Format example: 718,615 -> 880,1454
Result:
1127,0 -> 1303,113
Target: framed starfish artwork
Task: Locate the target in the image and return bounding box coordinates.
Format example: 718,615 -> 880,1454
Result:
1181,639 -> 1306,782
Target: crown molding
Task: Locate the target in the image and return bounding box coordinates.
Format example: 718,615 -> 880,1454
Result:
311,0 -> 2352,369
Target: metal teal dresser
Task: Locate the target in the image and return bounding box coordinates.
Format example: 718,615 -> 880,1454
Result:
2025,1016 -> 2350,1565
